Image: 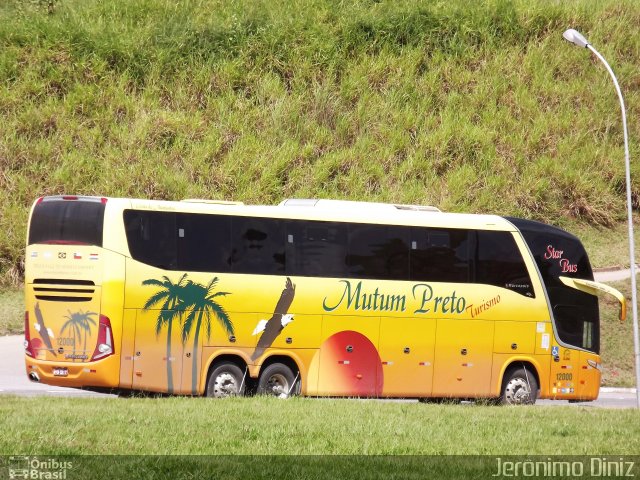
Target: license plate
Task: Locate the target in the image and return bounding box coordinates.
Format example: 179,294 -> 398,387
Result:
53,367 -> 68,377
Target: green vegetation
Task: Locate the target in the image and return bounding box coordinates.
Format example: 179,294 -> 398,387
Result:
1,0 -> 640,284
575,218 -> 640,269
0,396 -> 638,455
0,287 -> 22,335
599,279 -> 637,387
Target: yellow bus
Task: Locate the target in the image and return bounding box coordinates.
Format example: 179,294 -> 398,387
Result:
24,196 -> 625,404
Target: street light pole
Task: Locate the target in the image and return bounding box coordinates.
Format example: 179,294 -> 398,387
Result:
563,28 -> 640,408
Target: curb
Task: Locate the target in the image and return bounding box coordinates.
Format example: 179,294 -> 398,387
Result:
600,387 -> 636,393
593,266 -> 624,273
593,263 -> 640,273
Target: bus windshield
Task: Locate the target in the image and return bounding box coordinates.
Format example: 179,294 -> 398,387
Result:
506,217 -> 599,353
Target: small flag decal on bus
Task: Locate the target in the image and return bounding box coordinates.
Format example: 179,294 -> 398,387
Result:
31,252 -> 38,258
89,254 -> 99,261
74,253 -> 82,260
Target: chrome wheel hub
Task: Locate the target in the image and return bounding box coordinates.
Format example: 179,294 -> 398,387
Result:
266,373 -> 289,398
504,377 -> 531,405
213,372 -> 239,398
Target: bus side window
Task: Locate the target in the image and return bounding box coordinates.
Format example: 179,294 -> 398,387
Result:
286,220 -> 347,278
177,213 -> 232,273
552,304 -> 598,352
346,224 -> 410,280
230,217 -> 285,275
124,210 -> 177,270
475,231 -> 534,297
410,228 -> 471,283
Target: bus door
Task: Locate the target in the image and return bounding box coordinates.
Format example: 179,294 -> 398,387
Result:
132,307 -> 186,394
549,341 -> 600,400
548,340 -> 602,400
432,319 -> 495,397
378,317 -> 436,397
548,338 -> 581,399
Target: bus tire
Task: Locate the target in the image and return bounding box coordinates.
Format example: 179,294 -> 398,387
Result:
501,368 -> 538,405
206,362 -> 246,398
257,363 -> 298,398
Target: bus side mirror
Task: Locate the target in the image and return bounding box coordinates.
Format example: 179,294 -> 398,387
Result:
619,296 -> 627,322
559,276 -> 626,322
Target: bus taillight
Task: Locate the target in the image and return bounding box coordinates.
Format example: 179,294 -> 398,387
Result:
91,315 -> 115,361
24,311 -> 34,358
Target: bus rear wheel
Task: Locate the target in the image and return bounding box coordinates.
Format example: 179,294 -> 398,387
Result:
206,362 -> 245,398
257,363 -> 298,398
501,368 -> 537,405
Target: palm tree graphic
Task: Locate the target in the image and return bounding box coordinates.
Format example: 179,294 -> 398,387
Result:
142,274 -> 188,394
78,311 -> 97,351
61,310 -> 97,359
181,277 -> 233,394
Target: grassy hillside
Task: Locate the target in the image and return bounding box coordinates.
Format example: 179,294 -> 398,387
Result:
1,0 -> 640,283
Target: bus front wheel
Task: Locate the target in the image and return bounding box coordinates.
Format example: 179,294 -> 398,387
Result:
501,368 -> 538,405
257,363 -> 298,398
206,362 -> 246,398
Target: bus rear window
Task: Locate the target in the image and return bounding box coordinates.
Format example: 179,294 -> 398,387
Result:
29,199 -> 105,246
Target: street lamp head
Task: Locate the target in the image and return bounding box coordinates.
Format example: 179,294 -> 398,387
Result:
563,29 -> 590,48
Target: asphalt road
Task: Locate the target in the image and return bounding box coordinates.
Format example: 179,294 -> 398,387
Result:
1,335 -> 636,406
0,335 -> 113,398
593,267 -> 637,283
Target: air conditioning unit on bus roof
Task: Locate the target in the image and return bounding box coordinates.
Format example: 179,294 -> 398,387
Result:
278,199 -> 441,212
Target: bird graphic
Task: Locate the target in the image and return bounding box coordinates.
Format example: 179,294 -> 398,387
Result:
251,277 -> 296,361
252,319 -> 268,336
33,302 -> 57,357
252,314 -> 294,336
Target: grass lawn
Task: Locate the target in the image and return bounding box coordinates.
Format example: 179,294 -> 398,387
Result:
0,396 -> 638,456
599,279 -> 637,386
